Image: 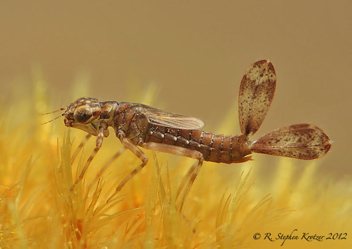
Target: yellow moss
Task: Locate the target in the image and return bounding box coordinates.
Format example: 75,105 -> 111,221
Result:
0,75 -> 351,249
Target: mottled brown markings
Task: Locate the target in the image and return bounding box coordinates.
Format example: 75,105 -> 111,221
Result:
189,130 -> 193,143
250,124 -> 331,159
209,133 -> 215,148
239,60 -> 276,136
176,129 -> 179,140
199,131 -> 204,144
50,60 -> 331,209
220,135 -> 225,151
209,134 -> 222,162
220,136 -> 231,163
146,126 -> 246,163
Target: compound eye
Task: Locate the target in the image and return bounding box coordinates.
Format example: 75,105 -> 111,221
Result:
74,106 -> 93,123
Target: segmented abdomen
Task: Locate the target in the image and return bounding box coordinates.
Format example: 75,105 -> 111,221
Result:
145,125 -> 252,163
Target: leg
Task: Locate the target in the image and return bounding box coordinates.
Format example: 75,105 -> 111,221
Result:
179,159 -> 203,212
176,161 -> 197,200
87,146 -> 126,191
106,136 -> 148,203
140,142 -> 204,212
71,134 -> 92,164
70,126 -> 106,192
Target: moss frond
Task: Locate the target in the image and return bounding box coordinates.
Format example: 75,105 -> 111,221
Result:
0,78 -> 351,248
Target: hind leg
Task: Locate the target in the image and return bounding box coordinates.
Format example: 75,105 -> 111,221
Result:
141,142 -> 204,212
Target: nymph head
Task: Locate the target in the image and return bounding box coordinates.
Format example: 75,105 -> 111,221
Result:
42,97 -> 103,136
61,97 -> 102,135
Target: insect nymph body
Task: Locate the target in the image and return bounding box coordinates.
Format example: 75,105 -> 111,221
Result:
51,60 -> 331,206
64,98 -> 252,163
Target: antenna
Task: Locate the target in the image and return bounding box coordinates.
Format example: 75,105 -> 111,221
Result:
40,107 -> 66,125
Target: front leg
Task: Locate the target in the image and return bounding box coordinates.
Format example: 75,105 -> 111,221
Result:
71,134 -> 92,164
70,122 -> 108,192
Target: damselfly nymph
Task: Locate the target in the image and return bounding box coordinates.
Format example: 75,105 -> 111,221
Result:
44,60 -> 331,210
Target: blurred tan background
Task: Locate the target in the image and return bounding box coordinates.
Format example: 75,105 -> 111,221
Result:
0,1 -> 351,179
